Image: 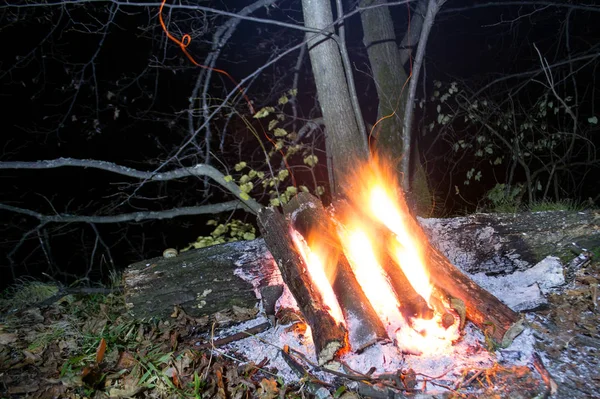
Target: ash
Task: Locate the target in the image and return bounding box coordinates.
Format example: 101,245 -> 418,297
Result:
215,316 -> 540,395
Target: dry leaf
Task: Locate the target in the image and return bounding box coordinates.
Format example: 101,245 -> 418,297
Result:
257,378 -> 278,399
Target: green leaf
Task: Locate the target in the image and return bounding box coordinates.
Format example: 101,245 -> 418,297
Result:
277,169 -> 289,180
224,175 -> 233,182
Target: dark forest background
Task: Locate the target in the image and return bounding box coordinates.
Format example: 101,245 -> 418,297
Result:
1,0 -> 598,289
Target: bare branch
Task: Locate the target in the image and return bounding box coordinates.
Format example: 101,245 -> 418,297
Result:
0,200 -> 246,224
401,0 -> 443,190
0,158 -> 263,214
442,1 -> 600,14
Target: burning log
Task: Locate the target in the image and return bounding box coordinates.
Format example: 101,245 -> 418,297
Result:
283,193 -> 389,352
332,199 -> 434,322
338,156 -> 525,347
256,206 -> 347,364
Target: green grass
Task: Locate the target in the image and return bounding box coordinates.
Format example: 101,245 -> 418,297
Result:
528,199 -> 583,212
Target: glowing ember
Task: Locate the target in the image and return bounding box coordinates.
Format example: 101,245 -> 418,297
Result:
291,230 -> 345,324
396,314 -> 459,355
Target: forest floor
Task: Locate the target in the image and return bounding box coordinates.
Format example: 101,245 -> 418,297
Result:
0,257 -> 598,398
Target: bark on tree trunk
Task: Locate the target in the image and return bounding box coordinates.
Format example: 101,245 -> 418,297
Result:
301,0 -> 369,194
359,0 -> 433,211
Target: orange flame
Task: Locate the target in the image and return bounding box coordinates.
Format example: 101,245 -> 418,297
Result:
347,156 -> 433,304
289,155 -> 459,355
342,156 -> 458,354
337,223 -> 404,329
291,230 -> 345,324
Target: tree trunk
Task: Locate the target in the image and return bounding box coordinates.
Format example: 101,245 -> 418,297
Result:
360,0 -> 433,211
301,0 -> 369,194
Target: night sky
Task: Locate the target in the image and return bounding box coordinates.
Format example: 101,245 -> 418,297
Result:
1,0 -> 598,289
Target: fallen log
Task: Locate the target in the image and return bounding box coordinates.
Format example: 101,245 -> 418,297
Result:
122,210 -> 599,331
283,193 -> 388,352
256,206 -> 347,365
426,246 -> 524,346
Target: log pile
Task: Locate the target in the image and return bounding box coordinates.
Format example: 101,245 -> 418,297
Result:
257,192 -> 524,362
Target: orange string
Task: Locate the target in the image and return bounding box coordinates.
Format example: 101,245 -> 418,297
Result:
158,0 -> 296,188
158,0 -> 255,114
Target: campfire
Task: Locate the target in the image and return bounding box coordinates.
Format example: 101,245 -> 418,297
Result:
257,156 -> 524,366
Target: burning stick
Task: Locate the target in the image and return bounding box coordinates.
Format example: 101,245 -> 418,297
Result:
257,206 -> 347,364
283,193 -> 389,352
332,198 -> 434,323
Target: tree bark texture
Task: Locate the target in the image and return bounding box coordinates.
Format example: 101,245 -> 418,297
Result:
420,210 -> 600,275
360,0 -> 409,160
359,0 -> 433,210
123,240 -> 271,320
301,0 -> 369,194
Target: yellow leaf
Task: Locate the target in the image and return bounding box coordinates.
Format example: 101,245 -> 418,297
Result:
224,175 -> 233,182
240,192 -> 250,201
278,95 -> 288,105
253,107 -> 274,119
268,119 -> 278,131
273,128 -> 287,137
303,155 -> 318,167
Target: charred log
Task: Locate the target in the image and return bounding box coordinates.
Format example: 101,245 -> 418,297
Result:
283,193 -> 388,352
426,246 -> 524,346
257,206 -> 347,364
